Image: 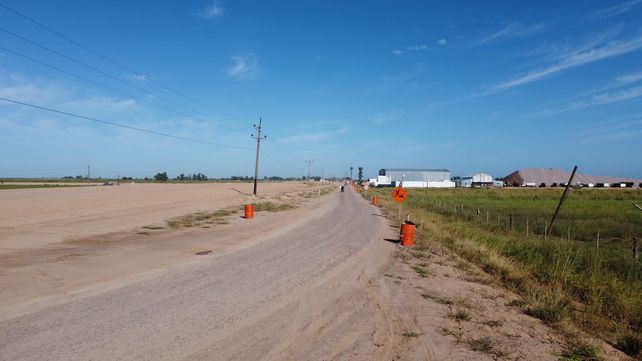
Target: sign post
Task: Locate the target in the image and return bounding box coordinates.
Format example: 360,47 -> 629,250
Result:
391,186 -> 408,223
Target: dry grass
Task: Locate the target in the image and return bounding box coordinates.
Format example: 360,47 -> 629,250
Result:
447,309 -> 471,322
167,208 -> 237,229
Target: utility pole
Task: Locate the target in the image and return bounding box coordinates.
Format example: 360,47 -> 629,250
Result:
252,118 -> 266,196
547,165 -> 578,237
305,160 -> 314,180
87,165 -> 90,179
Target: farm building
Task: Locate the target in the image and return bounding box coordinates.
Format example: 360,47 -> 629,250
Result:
502,168 -> 642,188
374,168 -> 455,188
457,173 -> 495,188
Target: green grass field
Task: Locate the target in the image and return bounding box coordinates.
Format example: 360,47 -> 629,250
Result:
366,187 -> 642,357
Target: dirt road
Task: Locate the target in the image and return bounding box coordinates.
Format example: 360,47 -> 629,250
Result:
0,187 -> 396,361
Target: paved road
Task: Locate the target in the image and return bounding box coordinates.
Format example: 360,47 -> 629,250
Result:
0,187 -> 384,361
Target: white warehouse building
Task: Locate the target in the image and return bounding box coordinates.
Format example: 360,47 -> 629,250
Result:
457,173 -> 496,188
374,168 -> 455,188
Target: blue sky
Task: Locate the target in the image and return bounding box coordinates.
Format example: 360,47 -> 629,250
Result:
1,0 -> 642,179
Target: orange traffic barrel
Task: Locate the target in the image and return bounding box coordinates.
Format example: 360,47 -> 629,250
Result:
244,204 -> 254,219
373,195 -> 379,206
400,222 -> 415,247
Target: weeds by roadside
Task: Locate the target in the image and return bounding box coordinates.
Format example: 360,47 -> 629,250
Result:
367,187 -> 642,351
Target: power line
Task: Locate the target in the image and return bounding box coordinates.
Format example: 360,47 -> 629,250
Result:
0,2 -> 312,165
0,44 -> 204,122
0,96 -> 252,150
0,2 -> 249,125
270,140 -> 306,161
0,40 -> 245,134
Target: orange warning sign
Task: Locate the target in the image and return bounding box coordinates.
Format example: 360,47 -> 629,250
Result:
391,186 -> 407,203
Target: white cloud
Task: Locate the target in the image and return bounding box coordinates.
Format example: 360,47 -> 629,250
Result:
129,74 -> 148,82
578,117 -> 642,144
0,73 -> 70,104
437,38 -> 447,45
587,0 -> 642,21
200,2 -> 225,19
492,34 -> 642,91
62,97 -> 138,114
359,62 -> 424,94
590,85 -> 642,104
478,22 -> 547,45
373,109 -> 404,125
533,85 -> 642,116
392,49 -> 403,55
227,54 -> 260,79
616,71 -> 642,84
407,45 -> 427,51
281,126 -> 348,143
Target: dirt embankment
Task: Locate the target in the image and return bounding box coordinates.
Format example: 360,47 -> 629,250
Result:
0,182 -> 332,318
368,229 -> 632,361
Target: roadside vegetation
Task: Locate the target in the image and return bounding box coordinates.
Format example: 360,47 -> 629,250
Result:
366,187 -> 642,359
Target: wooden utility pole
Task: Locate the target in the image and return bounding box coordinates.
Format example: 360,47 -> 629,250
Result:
252,118 -> 265,196
547,165 -> 578,238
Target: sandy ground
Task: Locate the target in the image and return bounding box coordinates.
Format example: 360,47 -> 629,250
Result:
0,182 -> 309,250
1,185 -> 388,360
0,182 -> 328,316
0,185 -> 629,360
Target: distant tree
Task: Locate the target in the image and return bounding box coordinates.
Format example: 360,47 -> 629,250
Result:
154,172 -> 168,182
75,175 -> 83,180
358,167 -> 363,182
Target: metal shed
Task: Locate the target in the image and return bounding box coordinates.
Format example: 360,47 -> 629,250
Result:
459,173 -> 494,188
377,168 -> 455,188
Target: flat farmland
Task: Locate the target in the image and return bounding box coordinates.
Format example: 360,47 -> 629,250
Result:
0,182 -> 311,251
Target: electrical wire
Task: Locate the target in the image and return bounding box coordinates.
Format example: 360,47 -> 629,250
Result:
0,96 -> 253,150
0,2 -> 250,124
0,2 -> 311,165
0,42 -> 246,134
